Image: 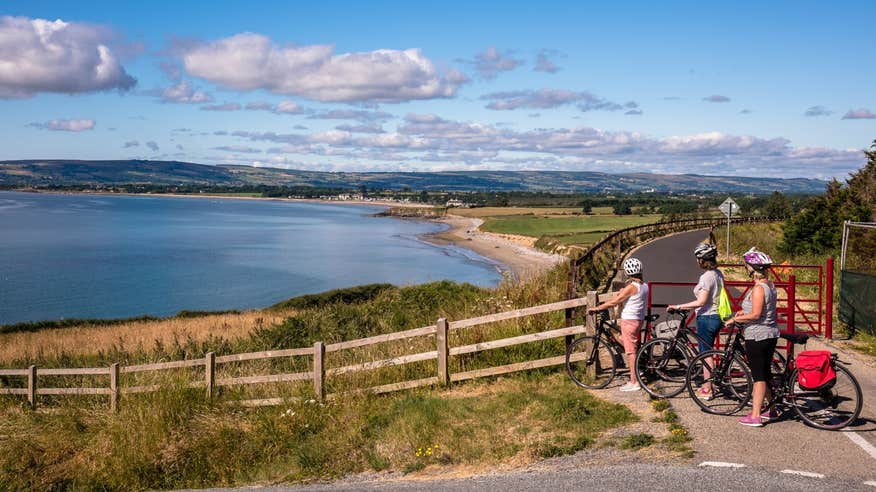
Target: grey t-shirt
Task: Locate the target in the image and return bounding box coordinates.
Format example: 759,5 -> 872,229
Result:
741,281 -> 780,341
694,269 -> 724,317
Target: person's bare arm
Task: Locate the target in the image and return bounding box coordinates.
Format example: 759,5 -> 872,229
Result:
727,284 -> 764,325
587,284 -> 637,314
670,289 -> 709,311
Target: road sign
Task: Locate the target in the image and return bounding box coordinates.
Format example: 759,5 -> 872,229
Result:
719,197 -> 741,218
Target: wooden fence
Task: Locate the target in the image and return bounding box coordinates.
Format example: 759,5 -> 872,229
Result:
0,292 -> 616,411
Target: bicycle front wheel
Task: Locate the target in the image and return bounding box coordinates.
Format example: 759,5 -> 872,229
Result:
566,336 -> 618,389
686,350 -> 752,415
635,338 -> 690,398
791,364 -> 863,430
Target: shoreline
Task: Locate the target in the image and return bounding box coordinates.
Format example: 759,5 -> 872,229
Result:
6,189 -> 563,284
422,214 -> 567,282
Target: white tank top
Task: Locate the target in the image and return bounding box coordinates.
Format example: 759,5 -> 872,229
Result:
621,281 -> 649,320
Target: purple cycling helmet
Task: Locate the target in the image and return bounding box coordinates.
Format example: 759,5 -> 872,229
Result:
743,247 -> 773,269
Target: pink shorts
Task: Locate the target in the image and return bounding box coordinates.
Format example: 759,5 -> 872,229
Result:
619,319 -> 644,355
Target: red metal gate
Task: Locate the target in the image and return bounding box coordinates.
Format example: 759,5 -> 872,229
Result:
645,258 -> 834,356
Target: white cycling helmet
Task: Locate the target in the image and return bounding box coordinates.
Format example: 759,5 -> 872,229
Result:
622,257 -> 643,276
743,247 -> 773,270
693,243 -> 718,260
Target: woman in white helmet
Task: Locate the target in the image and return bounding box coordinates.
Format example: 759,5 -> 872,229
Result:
587,257 -> 649,391
668,242 -> 725,399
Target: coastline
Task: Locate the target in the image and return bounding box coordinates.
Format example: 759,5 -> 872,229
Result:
423,214 -> 567,282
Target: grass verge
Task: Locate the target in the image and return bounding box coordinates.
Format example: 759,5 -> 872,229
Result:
0,373 -> 634,490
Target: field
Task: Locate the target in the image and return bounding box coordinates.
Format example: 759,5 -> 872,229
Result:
480,215 -> 661,239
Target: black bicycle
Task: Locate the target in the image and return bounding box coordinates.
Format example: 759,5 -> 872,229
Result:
566,310 -> 659,389
759,333 -> 862,430
635,308 -> 709,398
685,325 -> 756,415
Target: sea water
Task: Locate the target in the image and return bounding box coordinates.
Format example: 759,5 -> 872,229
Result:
0,191 -> 502,324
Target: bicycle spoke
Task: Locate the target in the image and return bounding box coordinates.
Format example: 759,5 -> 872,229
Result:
791,364 -> 863,430
687,350 -> 752,415
566,336 -> 617,389
636,338 -> 689,398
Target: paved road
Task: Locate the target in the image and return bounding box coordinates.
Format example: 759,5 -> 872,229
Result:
634,229 -> 876,481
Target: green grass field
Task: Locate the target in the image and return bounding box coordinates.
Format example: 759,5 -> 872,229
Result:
481,215 -> 660,239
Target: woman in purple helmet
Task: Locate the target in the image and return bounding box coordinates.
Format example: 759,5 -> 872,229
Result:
725,247 -> 780,427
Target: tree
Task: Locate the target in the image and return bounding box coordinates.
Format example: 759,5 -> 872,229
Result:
613,202 -> 632,215
579,198 -> 593,214
764,191 -> 791,218
781,140 -> 876,254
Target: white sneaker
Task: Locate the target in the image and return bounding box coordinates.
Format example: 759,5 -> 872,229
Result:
619,382 -> 640,392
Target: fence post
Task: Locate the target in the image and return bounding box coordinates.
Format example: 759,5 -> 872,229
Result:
313,342 -> 325,401
110,363 -> 119,413
437,318 -> 449,386
788,275 -> 796,335
565,259 -> 579,351
27,365 -> 37,410
825,257 -> 834,339
585,291 -> 599,377
205,352 -> 215,400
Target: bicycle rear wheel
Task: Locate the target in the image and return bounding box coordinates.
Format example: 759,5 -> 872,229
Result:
566,336 -> 618,389
686,350 -> 752,415
791,364 -> 863,430
635,338 -> 690,398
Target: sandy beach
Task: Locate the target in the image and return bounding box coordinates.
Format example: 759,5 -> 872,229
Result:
425,214 -> 568,282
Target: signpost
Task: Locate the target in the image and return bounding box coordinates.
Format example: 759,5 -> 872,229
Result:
719,197 -> 741,257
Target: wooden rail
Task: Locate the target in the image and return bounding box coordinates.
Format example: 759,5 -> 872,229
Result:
0,290 -> 620,411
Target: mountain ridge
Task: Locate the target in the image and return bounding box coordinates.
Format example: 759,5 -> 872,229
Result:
0,159 -> 828,194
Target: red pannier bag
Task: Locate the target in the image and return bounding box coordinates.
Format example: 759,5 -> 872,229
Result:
796,350 -> 836,390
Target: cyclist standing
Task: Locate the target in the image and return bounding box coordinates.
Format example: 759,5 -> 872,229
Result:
725,247 -> 779,427
668,243 -> 724,399
587,258 -> 649,392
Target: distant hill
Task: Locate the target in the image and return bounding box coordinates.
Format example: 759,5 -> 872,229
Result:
0,159 -> 828,194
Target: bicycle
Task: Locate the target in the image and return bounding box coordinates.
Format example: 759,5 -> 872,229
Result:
685,325 -> 756,415
634,308 -> 709,398
566,310 -> 659,389
760,333 -> 862,430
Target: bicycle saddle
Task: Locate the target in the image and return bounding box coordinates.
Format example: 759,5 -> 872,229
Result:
780,333 -> 809,345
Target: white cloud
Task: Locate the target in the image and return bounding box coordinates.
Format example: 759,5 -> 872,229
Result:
228,114 -> 861,178
146,141 -> 159,152
180,33 -> 463,102
158,80 -> 213,104
308,109 -> 392,121
274,100 -> 306,114
842,108 -> 876,120
804,105 -> 833,117
201,102 -> 241,111
123,140 -> 139,148
703,95 -> 731,103
533,49 -> 561,73
213,145 -> 261,153
0,16 -> 136,98
29,119 -> 96,132
460,46 -> 523,79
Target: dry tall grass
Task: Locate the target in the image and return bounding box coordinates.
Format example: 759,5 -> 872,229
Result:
0,310 -> 295,364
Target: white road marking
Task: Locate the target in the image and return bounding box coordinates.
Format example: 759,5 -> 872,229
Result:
698,461 -> 746,468
845,432 -> 876,461
864,481 -> 876,487
780,470 -> 825,479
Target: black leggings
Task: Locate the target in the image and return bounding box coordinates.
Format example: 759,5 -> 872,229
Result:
745,337 -> 778,383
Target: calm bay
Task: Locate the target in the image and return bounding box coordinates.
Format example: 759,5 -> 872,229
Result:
0,191 -> 502,324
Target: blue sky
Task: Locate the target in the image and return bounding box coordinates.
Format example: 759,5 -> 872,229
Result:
1,1 -> 875,178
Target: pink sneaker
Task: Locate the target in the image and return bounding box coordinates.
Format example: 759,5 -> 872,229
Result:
761,407 -> 779,422
738,414 -> 764,427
